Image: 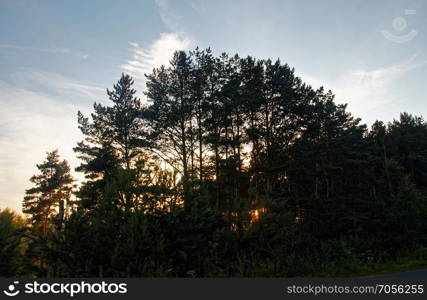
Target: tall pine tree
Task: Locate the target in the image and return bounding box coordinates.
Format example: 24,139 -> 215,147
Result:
23,150 -> 74,234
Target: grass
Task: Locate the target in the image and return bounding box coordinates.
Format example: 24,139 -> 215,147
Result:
317,247 -> 427,277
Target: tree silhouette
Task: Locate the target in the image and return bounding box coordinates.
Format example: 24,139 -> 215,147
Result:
23,150 -> 74,235
14,48 -> 427,278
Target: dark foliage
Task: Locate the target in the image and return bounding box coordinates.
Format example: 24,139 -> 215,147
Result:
5,49 -> 427,277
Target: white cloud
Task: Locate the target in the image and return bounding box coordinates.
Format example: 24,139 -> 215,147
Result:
154,0 -> 182,32
121,32 -> 193,94
334,55 -> 427,122
351,54 -> 427,90
187,0 -> 207,14
298,54 -> 427,125
0,72 -> 104,212
120,1 -> 197,95
153,0 -> 204,37
10,70 -> 104,102
0,43 -> 90,60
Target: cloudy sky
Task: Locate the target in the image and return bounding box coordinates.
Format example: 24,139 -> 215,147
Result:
1,0 -> 426,212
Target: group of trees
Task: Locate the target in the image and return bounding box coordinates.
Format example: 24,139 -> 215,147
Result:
2,48 -> 427,277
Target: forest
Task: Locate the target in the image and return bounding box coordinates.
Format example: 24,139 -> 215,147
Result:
1,48 -> 427,277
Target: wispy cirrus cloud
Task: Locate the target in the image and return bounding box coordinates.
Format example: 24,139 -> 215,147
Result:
0,43 -> 90,59
351,54 -> 427,90
121,32 -> 193,94
0,71 -> 104,212
154,0 -> 205,34
9,70 -> 104,102
299,54 -> 427,125
154,0 -> 183,32
120,0 -> 198,95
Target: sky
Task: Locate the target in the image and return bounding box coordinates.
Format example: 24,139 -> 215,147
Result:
0,0 -> 426,212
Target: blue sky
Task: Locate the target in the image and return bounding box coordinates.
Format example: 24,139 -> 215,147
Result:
1,0 -> 426,211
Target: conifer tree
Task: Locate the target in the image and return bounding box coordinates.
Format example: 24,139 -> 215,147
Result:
74,73 -> 147,210
145,51 -> 195,208
23,150 -> 74,234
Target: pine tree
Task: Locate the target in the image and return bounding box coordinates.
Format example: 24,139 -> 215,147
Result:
386,113 -> 427,190
23,150 -> 74,234
74,73 -> 148,210
39,48 -> 427,277
145,51 -> 196,209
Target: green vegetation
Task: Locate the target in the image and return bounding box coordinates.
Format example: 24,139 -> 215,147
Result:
318,247 -> 427,277
1,48 -> 427,277
0,209 -> 28,276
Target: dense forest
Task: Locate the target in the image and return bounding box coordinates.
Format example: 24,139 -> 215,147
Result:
1,48 -> 427,277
